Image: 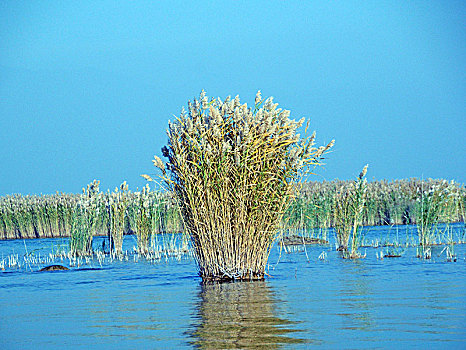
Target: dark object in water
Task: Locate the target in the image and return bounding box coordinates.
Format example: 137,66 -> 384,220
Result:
39,265 -> 69,272
384,254 -> 402,258
281,235 -> 328,246
202,273 -> 265,283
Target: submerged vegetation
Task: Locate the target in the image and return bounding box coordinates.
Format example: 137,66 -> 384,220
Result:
414,180 -> 464,259
146,91 -> 332,281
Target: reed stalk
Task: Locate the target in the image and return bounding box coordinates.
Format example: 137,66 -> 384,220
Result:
69,205 -> 89,256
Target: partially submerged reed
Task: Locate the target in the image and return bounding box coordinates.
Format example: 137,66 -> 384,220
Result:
147,91 -> 332,281
333,165 -> 368,258
107,182 -> 130,255
0,183 -> 182,250
416,180 -> 460,258
134,184 -> 152,254
131,184 -> 174,254
70,180 -> 102,256
284,178 -> 465,231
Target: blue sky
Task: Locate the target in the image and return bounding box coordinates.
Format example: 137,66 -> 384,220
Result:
1,1 -> 465,195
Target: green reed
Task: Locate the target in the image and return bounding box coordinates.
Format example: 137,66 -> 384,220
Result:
130,184 -> 166,254
68,180 -> 102,256
415,180 -> 460,258
283,178 -> 465,231
333,165 -> 368,258
69,205 -> 89,256
134,185 -> 152,254
0,183 -> 182,259
106,182 -> 130,255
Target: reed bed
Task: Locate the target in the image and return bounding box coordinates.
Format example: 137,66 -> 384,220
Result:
147,91 -> 331,281
0,182 -> 182,257
285,178 -> 465,232
1,179 -> 463,243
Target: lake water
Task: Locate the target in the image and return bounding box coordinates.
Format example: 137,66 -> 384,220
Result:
1,225 -> 465,349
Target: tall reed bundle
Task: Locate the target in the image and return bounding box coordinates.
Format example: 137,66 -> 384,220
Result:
147,91 -> 332,281
130,184 -> 174,254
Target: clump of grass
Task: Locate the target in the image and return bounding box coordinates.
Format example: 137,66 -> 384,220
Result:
146,91 -> 332,281
70,180 -> 101,256
416,180 -> 457,258
69,205 -> 88,256
134,184 -> 152,254
333,165 -> 368,258
107,181 -> 130,255
133,184 -> 170,254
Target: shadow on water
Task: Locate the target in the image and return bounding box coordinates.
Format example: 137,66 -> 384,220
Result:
189,280 -> 306,349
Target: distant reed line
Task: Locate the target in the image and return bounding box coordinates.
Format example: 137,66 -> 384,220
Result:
0,189 -> 182,240
0,178 -> 464,240
286,178 -> 465,230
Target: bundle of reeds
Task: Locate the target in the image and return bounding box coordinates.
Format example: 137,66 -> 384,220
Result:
107,181 -> 130,255
333,165 -> 368,258
147,91 -> 332,281
415,179 -> 462,258
133,184 -> 152,254
70,180 -> 102,256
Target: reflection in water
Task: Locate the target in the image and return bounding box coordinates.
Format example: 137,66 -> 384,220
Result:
338,262 -> 375,331
190,281 -> 304,349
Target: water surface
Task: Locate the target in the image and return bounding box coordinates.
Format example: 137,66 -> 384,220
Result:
1,226 -> 465,349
